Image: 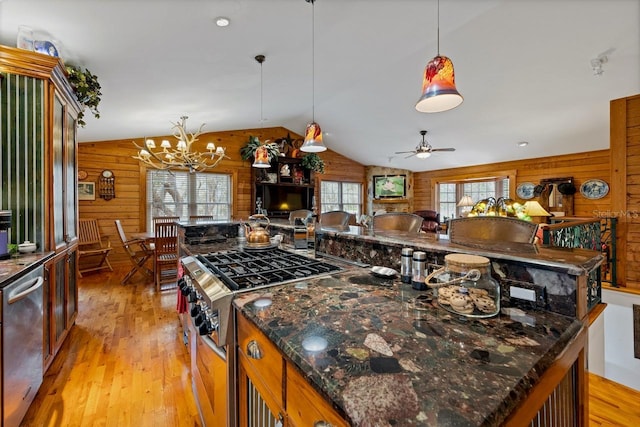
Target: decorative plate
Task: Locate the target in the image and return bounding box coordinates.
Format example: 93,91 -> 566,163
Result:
580,179 -> 609,200
78,170 -> 88,180
516,182 -> 535,199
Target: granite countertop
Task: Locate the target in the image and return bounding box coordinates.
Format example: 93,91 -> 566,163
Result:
317,226 -> 603,276
0,252 -> 54,288
234,268 -> 584,426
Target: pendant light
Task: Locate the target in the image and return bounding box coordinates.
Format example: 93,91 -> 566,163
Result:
252,54 -> 272,168
415,0 -> 463,113
301,0 -> 327,153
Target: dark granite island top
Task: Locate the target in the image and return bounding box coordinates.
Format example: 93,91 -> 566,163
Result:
0,252 -> 54,288
234,269 -> 585,426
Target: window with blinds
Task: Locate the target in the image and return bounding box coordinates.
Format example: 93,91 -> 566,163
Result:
320,181 -> 362,216
146,170 -> 231,230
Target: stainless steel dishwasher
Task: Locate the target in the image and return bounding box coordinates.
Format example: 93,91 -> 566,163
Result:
2,266 -> 44,427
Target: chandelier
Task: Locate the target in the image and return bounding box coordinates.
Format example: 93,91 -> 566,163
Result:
133,116 -> 227,173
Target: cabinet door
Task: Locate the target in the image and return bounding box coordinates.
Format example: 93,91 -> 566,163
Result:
66,247 -> 78,326
52,94 -> 65,249
43,258 -> 53,369
238,356 -> 285,427
64,111 -> 78,244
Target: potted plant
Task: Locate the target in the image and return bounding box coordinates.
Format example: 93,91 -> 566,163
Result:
66,65 -> 102,127
301,153 -> 325,174
240,136 -> 280,162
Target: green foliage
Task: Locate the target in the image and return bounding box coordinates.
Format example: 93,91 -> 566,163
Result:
301,153 -> 325,174
240,136 -> 280,161
66,65 -> 102,127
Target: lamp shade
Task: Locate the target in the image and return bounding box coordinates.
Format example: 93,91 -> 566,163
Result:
252,145 -> 271,168
415,55 -> 463,113
457,195 -> 474,207
301,121 -> 326,152
524,201 -> 551,217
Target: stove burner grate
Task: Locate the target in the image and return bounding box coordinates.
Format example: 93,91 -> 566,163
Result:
197,248 -> 341,290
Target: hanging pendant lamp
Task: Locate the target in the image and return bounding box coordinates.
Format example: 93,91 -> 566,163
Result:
301,0 -> 327,153
415,0 -> 463,113
252,54 -> 272,168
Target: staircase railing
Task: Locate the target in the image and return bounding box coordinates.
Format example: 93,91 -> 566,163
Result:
541,217 -> 616,311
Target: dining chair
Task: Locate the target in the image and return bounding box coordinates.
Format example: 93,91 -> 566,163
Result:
114,219 -> 154,285
153,216 -> 180,227
78,218 -> 113,277
319,211 -> 351,231
372,212 -> 423,233
189,215 -> 214,222
154,221 -> 179,292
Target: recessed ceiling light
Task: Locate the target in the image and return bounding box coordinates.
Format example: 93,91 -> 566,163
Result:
517,141 -> 529,147
215,17 -> 230,27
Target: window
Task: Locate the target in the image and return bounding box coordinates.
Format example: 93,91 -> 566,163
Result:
438,177 -> 510,219
320,181 -> 362,216
146,170 -> 231,230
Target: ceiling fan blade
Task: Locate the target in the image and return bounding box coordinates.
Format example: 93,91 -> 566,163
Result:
431,147 -> 456,152
394,150 -> 415,154
404,153 -> 417,159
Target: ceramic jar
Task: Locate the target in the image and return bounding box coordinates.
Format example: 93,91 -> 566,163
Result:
426,253 -> 500,318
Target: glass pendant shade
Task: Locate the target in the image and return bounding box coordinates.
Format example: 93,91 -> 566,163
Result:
415,55 -> 463,113
252,145 -> 271,168
301,121 -> 326,152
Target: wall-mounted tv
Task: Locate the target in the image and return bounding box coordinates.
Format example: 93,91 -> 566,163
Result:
373,175 -> 406,199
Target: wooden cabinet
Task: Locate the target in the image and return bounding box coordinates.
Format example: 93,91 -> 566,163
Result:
43,248 -> 78,370
236,313 -> 347,427
253,158 -> 315,218
0,45 -> 81,371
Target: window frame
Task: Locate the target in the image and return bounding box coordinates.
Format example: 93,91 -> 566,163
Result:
319,179 -> 363,217
143,168 -> 236,231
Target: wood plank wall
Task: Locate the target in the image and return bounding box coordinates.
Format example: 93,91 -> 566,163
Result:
78,126 -> 300,266
78,127 -> 365,267
611,94 -> 640,288
413,150 -> 611,218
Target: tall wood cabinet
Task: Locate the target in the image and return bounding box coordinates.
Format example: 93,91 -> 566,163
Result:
0,45 -> 81,370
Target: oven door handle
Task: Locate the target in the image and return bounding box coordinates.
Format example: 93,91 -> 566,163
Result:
8,277 -> 44,305
200,334 -> 227,361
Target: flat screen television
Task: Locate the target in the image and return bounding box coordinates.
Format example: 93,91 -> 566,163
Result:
259,184 -> 314,217
373,175 -> 406,199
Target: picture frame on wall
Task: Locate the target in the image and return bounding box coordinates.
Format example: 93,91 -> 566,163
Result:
373,175 -> 406,199
78,182 -> 95,200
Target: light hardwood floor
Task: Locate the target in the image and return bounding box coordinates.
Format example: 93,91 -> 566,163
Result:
20,266 -> 640,426
21,267 -> 201,427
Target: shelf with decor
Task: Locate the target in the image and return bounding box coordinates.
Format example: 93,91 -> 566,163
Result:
252,157 -> 315,219
373,198 -> 410,204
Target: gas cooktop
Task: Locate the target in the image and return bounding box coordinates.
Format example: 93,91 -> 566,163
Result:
196,248 -> 342,291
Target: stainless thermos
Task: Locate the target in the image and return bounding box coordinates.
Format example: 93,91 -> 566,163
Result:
411,251 -> 427,290
401,247 -> 413,283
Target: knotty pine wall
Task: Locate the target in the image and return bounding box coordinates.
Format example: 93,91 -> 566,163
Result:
611,94 -> 640,289
78,126 -> 366,266
413,150 -> 611,218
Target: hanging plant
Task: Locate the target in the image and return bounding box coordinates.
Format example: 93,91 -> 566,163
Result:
240,136 -> 280,161
301,153 -> 325,174
66,65 -> 102,127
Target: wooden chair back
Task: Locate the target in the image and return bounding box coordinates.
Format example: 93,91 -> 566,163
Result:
189,215 -> 214,222
154,222 -> 178,256
154,221 -> 179,291
78,218 -> 113,277
114,219 -> 154,285
153,216 -> 179,226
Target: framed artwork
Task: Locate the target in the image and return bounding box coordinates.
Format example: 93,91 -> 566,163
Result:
373,175 -> 406,199
78,182 -> 95,200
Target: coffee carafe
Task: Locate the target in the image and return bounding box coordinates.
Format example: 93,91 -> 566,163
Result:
0,210 -> 12,260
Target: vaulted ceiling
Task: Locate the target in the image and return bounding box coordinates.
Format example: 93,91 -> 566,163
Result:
1,0 -> 638,171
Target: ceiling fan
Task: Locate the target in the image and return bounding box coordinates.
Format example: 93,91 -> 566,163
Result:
395,130 -> 455,159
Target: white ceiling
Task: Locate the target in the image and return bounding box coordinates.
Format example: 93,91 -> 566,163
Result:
1,0 -> 639,172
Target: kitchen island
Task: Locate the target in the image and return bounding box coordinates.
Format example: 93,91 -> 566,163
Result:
234,268 -> 587,426
176,220 -> 594,426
